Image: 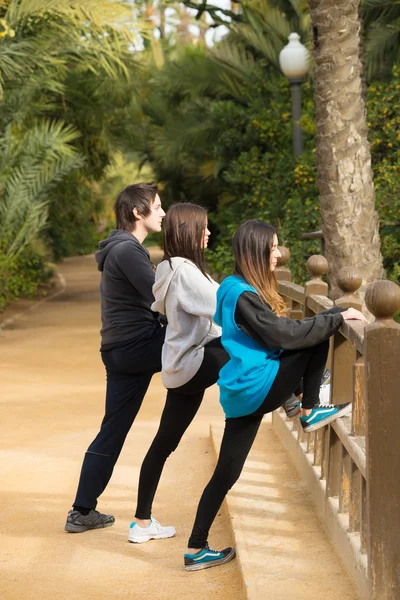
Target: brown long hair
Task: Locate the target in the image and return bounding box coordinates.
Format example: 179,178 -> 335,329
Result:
162,203 -> 208,276
232,220 -> 287,316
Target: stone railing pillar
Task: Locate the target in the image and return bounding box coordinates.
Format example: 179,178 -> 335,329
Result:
364,280 -> 400,600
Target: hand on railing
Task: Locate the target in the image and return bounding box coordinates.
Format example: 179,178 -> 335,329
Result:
342,307 -> 367,322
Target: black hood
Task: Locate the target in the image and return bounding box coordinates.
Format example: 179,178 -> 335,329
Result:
95,230 -> 148,272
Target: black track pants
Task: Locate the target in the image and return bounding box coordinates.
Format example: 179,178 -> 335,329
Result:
73,327 -> 166,510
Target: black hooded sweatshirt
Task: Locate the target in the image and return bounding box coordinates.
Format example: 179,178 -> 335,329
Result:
95,229 -> 161,348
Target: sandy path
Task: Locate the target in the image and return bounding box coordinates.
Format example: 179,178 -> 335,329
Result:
0,254 -> 245,600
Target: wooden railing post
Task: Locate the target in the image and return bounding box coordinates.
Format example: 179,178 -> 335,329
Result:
294,255 -> 329,445
331,267 -> 362,407
352,355 -> 366,437
303,255 -> 330,398
304,255 -> 329,317
364,280 -> 400,600
275,246 -> 293,314
275,246 -> 291,282
275,246 -> 304,319
335,266 -> 363,311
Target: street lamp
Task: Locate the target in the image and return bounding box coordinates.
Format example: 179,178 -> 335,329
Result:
279,33 -> 310,156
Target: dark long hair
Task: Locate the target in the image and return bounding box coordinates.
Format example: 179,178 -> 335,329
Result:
114,182 -> 158,230
233,220 -> 287,316
162,203 -> 208,276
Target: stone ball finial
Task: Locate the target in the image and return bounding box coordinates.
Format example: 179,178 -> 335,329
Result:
337,266 -> 362,294
277,246 -> 290,267
365,280 -> 400,319
306,255 -> 328,279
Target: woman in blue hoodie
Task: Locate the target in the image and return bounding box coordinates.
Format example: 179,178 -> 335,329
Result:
183,219 -> 366,572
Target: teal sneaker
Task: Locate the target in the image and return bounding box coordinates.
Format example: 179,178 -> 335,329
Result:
184,544 -> 236,571
300,403 -> 351,432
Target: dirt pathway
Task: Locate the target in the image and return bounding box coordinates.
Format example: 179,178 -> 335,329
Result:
0,254 -> 245,600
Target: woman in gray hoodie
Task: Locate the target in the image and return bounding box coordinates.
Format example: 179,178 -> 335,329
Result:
127,203 -> 228,544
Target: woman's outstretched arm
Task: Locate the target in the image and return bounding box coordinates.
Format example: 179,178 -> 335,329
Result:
235,292 -> 345,351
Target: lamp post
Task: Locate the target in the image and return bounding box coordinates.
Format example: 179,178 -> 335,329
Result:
279,33 -> 309,157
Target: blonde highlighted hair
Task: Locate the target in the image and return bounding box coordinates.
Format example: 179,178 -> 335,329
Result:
232,220 -> 287,316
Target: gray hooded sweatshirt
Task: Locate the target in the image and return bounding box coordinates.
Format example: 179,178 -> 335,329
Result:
152,257 -> 221,388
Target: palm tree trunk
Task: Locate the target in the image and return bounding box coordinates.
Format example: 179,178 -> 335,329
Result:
309,0 -> 384,300
358,3 -> 368,107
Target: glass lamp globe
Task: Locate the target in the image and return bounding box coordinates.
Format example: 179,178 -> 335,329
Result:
279,33 -> 309,79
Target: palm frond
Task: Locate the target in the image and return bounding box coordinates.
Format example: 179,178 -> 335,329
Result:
6,0 -> 135,33
365,19 -> 400,78
209,1 -> 309,99
0,0 -> 141,96
151,47 -> 221,103
0,119 -> 84,256
363,0 -> 400,26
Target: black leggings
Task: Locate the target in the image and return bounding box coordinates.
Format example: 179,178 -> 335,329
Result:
134,337 -> 229,520
188,340 -> 329,548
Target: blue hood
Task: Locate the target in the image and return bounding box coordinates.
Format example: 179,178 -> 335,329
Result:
214,275 -> 246,326
214,275 -> 280,418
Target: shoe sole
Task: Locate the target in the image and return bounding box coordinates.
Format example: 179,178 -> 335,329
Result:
302,404 -> 352,433
128,531 -> 176,544
184,548 -> 236,571
65,520 -> 114,533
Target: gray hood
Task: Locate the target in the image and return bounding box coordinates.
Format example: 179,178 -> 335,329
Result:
152,257 -> 188,315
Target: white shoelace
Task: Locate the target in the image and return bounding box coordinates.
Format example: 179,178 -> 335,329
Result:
151,517 -> 163,531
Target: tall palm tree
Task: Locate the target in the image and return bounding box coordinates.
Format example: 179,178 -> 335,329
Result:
309,0 -> 384,299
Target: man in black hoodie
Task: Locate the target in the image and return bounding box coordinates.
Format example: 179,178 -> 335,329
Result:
65,183 -> 166,533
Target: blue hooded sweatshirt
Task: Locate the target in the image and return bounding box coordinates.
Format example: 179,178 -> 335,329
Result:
214,276 -> 281,418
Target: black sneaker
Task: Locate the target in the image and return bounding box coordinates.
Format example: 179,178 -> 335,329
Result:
64,509 -> 115,533
184,544 -> 236,571
282,394 -> 301,418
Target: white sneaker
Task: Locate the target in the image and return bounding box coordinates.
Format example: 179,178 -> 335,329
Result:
128,517 -> 176,544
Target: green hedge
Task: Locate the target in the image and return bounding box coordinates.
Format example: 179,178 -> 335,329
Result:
0,249 -> 54,311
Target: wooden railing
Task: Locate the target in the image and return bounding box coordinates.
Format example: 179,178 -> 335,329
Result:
272,247 -> 400,600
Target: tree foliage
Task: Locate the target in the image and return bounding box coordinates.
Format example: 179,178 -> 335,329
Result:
124,0 -> 398,284
1,0 -> 399,310
0,0 -> 140,307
